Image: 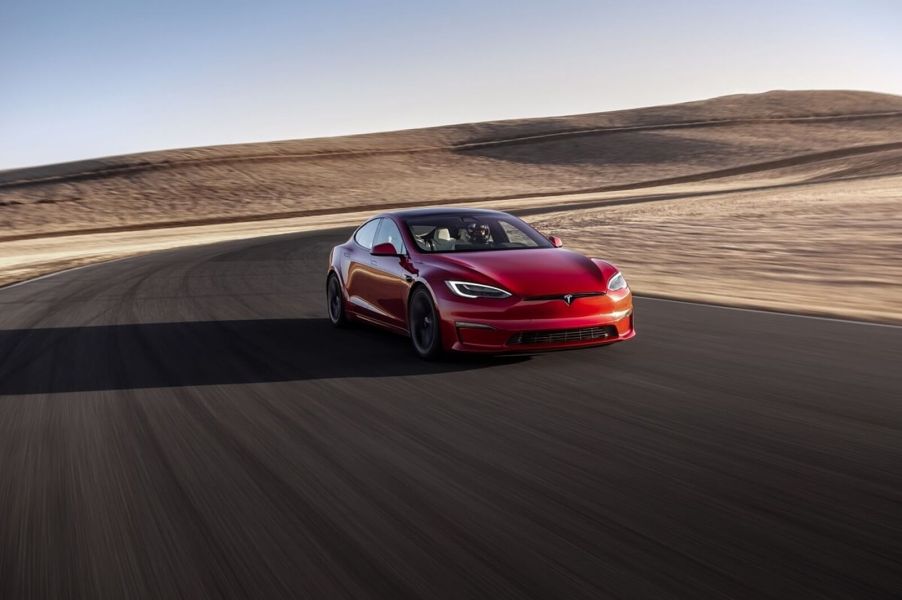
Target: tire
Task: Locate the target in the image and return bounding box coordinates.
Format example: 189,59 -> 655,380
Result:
408,287 -> 443,360
326,273 -> 349,327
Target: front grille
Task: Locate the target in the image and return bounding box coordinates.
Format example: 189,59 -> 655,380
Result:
524,291 -> 606,302
508,325 -> 617,345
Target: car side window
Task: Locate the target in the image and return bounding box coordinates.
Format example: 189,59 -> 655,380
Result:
354,218 -> 381,249
373,218 -> 406,254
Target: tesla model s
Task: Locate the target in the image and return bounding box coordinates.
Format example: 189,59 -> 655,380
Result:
326,208 -> 635,359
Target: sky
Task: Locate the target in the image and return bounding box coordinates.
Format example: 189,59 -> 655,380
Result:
2,0 -> 900,170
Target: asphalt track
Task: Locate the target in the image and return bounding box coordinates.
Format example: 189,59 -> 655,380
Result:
1,228 -> 901,599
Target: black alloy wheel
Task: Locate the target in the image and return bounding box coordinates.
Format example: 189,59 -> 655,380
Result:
326,274 -> 348,327
408,287 -> 442,360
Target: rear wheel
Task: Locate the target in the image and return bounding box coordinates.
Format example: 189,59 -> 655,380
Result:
408,287 -> 442,360
326,273 -> 348,327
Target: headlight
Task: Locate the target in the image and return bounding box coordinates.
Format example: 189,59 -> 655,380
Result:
607,272 -> 627,291
446,281 -> 511,299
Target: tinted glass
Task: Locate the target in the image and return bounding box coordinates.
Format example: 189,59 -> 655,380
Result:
405,213 -> 553,253
354,218 -> 381,249
374,218 -> 405,254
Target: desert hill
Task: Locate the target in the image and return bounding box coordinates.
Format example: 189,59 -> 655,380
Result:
1,90 -> 901,240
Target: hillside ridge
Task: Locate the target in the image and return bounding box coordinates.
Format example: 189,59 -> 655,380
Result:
3,89 -> 901,184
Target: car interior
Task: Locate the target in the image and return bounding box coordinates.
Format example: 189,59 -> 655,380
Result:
407,217 -> 546,253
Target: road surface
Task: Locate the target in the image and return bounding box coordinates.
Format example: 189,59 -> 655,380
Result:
1,228 -> 901,599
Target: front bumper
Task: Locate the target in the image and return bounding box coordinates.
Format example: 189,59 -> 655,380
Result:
434,283 -> 635,353
446,310 -> 635,353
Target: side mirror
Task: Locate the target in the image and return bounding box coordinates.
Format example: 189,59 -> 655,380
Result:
548,236 -> 563,248
371,242 -> 401,256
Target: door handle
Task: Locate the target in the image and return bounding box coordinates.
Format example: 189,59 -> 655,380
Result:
369,260 -> 377,266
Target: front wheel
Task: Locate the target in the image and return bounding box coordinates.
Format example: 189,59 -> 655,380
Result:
326,273 -> 348,327
408,287 -> 443,360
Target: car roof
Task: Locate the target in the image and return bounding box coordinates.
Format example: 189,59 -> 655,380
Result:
378,206 -> 509,219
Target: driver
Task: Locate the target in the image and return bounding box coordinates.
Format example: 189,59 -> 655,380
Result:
465,222 -> 492,245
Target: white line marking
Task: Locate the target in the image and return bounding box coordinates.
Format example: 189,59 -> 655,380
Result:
637,295 -> 902,329
0,255 -> 137,292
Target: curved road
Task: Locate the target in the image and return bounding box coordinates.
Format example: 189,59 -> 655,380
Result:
1,229 -> 901,599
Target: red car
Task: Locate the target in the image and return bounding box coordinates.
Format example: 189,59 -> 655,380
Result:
326,208 -> 635,359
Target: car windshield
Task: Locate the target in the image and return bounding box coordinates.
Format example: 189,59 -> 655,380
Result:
404,213 -> 553,253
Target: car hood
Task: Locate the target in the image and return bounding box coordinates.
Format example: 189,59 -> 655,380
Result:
436,249 -> 611,297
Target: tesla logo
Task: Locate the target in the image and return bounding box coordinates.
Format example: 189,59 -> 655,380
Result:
563,294 -> 574,306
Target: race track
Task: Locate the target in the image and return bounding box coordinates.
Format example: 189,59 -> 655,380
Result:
1,228 -> 901,599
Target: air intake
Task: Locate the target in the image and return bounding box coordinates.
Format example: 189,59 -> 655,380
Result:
509,325 -> 617,345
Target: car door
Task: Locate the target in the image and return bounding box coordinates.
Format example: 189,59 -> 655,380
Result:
365,218 -> 412,329
344,217 -> 383,319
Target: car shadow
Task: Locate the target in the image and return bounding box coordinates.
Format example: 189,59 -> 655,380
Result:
0,318 -> 527,395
